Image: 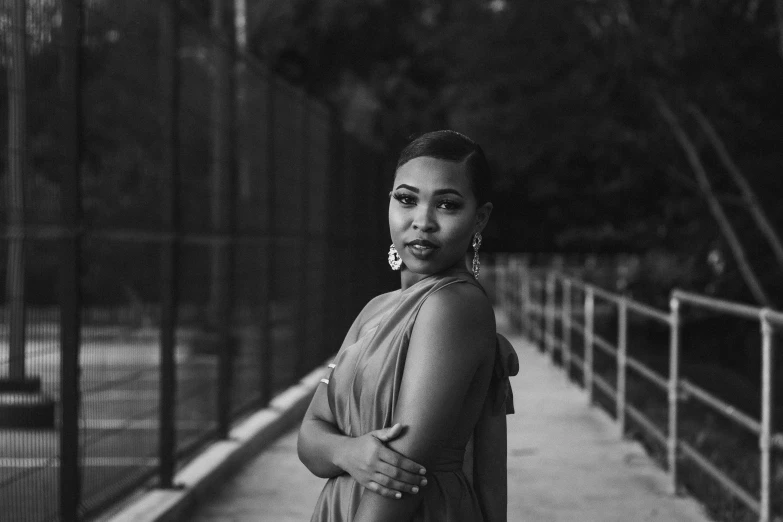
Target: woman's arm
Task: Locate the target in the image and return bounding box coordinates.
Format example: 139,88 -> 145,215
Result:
297,300 -> 428,497
298,378 -> 428,497
353,284 -> 496,522
297,384 -> 352,478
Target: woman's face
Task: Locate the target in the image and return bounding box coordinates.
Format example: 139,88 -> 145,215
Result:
389,156 -> 492,280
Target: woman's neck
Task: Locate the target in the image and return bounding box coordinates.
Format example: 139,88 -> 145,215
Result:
399,259 -> 471,291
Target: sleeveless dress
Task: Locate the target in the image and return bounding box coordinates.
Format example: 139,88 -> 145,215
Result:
310,268 -> 518,522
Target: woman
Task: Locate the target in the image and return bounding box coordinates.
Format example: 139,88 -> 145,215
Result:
298,130 -> 517,522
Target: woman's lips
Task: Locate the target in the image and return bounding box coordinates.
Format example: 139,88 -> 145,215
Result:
406,240 -> 439,260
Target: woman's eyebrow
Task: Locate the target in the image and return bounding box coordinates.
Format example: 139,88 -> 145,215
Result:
394,185 -> 464,198
433,188 -> 464,197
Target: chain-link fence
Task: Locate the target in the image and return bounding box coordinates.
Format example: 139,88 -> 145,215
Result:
0,1 -> 394,520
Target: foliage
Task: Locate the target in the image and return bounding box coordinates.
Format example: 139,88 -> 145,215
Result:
249,0 -> 783,306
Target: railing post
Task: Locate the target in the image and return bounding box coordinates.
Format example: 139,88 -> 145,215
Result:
617,297 -> 628,438
759,310 -> 773,522
584,287 -> 595,402
562,279 -> 572,378
521,262 -> 531,336
546,272 -> 556,360
667,296 -> 681,495
512,258 -> 521,331
537,276 -> 545,348
496,254 -> 506,311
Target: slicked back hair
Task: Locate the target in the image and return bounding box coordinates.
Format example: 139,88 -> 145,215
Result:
395,130 -> 493,206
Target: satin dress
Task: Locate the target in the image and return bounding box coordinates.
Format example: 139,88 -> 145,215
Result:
310,268 -> 517,522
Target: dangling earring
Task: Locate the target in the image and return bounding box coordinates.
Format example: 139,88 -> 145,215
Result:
472,233 -> 482,279
388,243 -> 402,271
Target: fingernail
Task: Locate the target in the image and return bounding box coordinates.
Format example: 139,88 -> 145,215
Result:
421,479 -> 428,486
395,492 -> 402,499
419,468 -> 426,475
412,487 -> 419,494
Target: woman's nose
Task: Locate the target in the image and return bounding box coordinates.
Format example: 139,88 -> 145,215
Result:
412,206 -> 437,231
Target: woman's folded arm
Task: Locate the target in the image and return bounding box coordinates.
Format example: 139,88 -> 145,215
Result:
354,284 -> 496,522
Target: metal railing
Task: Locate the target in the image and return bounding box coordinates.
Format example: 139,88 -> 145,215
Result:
489,255 -> 782,522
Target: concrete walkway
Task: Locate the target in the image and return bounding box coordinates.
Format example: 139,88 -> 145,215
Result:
186,335 -> 713,522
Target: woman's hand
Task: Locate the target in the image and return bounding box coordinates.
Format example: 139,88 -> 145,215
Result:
337,423 -> 428,499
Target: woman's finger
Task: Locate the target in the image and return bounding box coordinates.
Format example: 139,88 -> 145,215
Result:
372,423 -> 402,442
375,463 -> 423,492
379,446 -> 427,477
368,480 -> 403,500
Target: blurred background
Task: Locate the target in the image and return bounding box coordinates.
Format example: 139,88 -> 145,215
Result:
1,0 -> 782,521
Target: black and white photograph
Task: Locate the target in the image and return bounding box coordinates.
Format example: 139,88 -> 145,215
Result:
1,1 -> 782,521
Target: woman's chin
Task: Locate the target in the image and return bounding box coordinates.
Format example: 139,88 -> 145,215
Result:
401,257 -> 460,276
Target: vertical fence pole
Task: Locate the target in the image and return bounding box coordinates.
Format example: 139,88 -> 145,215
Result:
7,0 -> 27,383
617,298 -> 628,438
158,0 -> 180,488
213,0 -> 237,438
759,310 -> 773,522
667,296 -> 681,495
324,114 -> 342,354
260,71 -> 276,405
584,288 -> 594,402
295,93 -> 310,379
562,279 -> 572,379
60,0 -> 83,518
546,272 -> 556,361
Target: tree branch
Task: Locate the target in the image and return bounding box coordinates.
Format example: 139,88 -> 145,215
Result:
665,166 -> 744,207
688,104 -> 783,275
653,92 -> 771,306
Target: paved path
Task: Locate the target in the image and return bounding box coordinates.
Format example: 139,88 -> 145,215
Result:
187,333 -> 713,522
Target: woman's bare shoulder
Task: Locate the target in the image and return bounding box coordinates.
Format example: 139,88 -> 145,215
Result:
415,282 -> 496,358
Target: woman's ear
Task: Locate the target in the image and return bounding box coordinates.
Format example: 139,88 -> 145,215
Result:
475,202 -> 493,233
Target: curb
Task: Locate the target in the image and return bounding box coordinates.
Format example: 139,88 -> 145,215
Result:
99,364 -> 326,522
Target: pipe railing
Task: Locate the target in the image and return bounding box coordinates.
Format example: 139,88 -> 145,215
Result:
489,256 -> 781,522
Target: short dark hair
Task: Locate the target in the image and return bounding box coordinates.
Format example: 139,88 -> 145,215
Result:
395,130 -> 493,205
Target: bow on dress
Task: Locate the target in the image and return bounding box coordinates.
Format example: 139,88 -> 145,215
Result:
489,334 -> 520,416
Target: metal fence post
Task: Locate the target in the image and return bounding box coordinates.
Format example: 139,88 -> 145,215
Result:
495,254 -> 504,310
294,92 -> 310,379
7,0 -> 27,383
562,279 -> 572,378
667,296 -> 681,495
617,297 -> 628,437
158,0 -> 180,488
584,287 -> 595,402
515,258 -> 522,325
520,262 -> 530,335
759,310 -> 773,522
546,272 -> 556,360
213,0 -> 238,439
260,70 -> 276,405
60,0 -> 83,518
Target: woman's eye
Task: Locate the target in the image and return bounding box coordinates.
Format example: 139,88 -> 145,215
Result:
438,199 -> 461,210
393,193 -> 415,205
